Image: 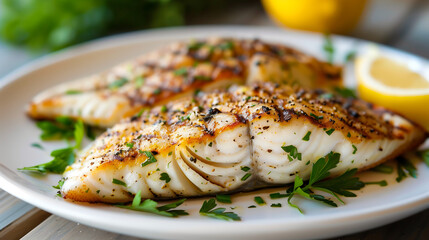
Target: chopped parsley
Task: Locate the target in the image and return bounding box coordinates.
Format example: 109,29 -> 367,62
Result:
302,131 -> 311,141
109,78 -> 128,89
141,151 -> 157,167
281,145 -> 302,161
31,143 -> 44,150
269,192 -> 289,199
135,76 -> 145,88
310,113 -> 323,120
218,41 -> 234,50
199,199 -> 240,221
19,120 -> 84,174
345,51 -> 356,62
180,114 -> 191,122
125,142 -> 134,150
287,152 -> 365,213
347,132 -> 351,138
153,88 -> 162,95
19,147 -> 75,174
188,42 -> 205,51
240,166 -> 250,172
352,145 -> 357,154
174,67 -> 188,76
333,87 -> 357,99
254,196 -> 266,205
396,156 -> 417,182
52,178 -> 65,189
325,128 -> 335,136
216,194 -> 232,203
271,203 -> 282,208
117,191 -> 188,217
160,172 -> 171,183
241,173 -> 251,181
112,178 -> 127,187
364,180 -> 387,187
161,105 -> 168,113
419,150 -> 429,167
323,34 -> 335,64
65,90 -> 81,95
194,75 -> 211,81
36,116 -> 76,140
370,164 -> 393,174
208,142 -> 213,147
248,205 -> 256,208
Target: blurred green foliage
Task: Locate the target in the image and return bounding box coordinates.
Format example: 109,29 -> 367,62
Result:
0,0 -> 235,51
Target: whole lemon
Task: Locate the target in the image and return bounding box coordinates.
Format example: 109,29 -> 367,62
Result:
262,0 -> 367,34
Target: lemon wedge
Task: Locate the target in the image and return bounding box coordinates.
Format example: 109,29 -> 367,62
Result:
262,0 -> 367,34
356,48 -> 429,131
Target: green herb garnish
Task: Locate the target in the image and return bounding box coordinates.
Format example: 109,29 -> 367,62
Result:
141,151 -> 157,167
174,67 -> 188,76
254,196 -> 265,206
269,192 -> 289,199
194,75 -> 211,81
323,34 -> 335,64
271,203 -> 282,208
112,178 -> 127,187
302,131 -> 311,141
364,180 -> 387,187
309,113 -> 323,120
161,105 -> 168,113
281,145 -> 302,161
216,194 -> 232,203
419,150 -> 429,167
160,172 -> 171,183
52,178 -> 65,189
109,78 -> 128,89
325,128 -> 335,136
199,199 -> 240,221
333,87 -> 357,99
241,173 -> 251,181
65,90 -> 82,95
370,164 -> 393,174
241,166 -> 250,172
396,156 -> 417,182
125,142 -> 134,150
117,191 -> 188,217
31,143 -> 44,150
18,147 -> 75,174
135,76 -> 145,88
287,152 -> 365,213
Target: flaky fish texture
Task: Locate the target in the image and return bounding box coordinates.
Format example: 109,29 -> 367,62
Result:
61,82 -> 426,203
28,38 -> 341,127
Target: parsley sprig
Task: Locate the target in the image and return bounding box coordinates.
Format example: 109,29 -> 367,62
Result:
199,199 -> 241,221
117,191 -> 188,217
19,120 -> 85,174
287,152 -> 365,213
36,116 -> 96,141
396,156 -> 417,182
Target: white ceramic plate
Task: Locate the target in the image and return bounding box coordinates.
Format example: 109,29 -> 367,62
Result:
0,26 -> 428,240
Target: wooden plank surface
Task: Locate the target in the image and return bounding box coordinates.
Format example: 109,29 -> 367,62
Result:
22,208 -> 429,240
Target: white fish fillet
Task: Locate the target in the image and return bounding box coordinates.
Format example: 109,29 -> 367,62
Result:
28,38 -> 341,127
61,82 -> 426,203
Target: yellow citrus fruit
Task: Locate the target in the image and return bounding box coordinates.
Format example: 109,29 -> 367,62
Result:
262,0 -> 367,34
356,48 -> 429,131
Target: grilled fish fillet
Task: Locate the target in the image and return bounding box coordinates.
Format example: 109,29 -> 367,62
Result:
61,82 -> 426,203
28,38 -> 341,127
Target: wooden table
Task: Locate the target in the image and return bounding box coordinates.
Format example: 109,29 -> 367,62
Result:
1,0 -> 429,239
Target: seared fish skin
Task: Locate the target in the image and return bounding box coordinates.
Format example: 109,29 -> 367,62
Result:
28,38 -> 341,127
62,82 -> 426,203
